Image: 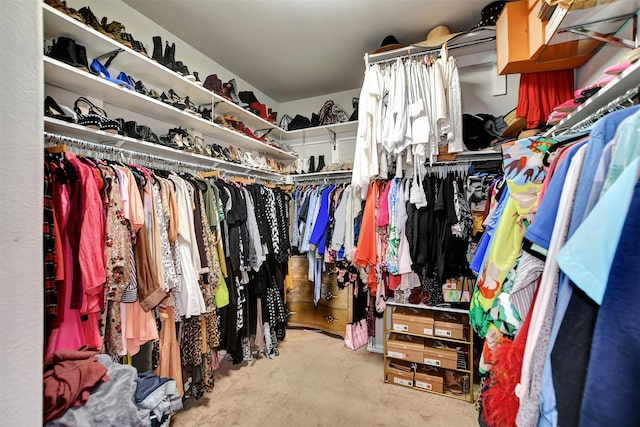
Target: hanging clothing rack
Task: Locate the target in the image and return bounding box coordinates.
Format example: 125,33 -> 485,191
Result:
45,132 -> 209,174
44,132 -> 285,183
550,86 -> 640,136
364,35 -> 496,67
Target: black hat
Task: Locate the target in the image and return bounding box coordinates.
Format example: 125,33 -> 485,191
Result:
463,114 -> 495,150
473,1 -> 507,29
372,35 -> 405,54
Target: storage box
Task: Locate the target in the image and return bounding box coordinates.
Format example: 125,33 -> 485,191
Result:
414,365 -> 444,393
423,341 -> 459,370
387,333 -> 425,364
387,365 -> 414,387
434,313 -> 466,340
391,307 -> 434,336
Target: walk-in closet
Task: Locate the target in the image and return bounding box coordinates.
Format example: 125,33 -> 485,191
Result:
1,0 -> 639,426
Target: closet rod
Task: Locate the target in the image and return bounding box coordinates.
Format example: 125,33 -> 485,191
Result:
44,132 -> 210,174
366,36 -> 495,66
44,132 -> 286,182
553,86 -> 640,136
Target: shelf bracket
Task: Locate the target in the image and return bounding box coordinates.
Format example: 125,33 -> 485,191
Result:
326,127 -> 337,150
561,27 -> 637,49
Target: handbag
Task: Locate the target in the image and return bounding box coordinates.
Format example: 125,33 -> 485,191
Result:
442,277 -> 472,303
344,319 -> 368,350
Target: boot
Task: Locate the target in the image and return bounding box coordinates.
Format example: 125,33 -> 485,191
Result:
48,37 -> 83,68
152,36 -> 163,63
163,42 -> 176,71
74,43 -> 90,72
445,370 -> 463,395
308,156 -> 315,175
316,155 -> 326,172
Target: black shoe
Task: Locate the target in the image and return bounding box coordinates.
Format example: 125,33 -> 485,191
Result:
316,155 -> 325,172
308,155 -> 315,174
44,96 -> 74,123
152,36 -> 163,63
48,37 -> 85,69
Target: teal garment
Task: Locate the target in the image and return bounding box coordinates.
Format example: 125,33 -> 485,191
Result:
556,157 -> 640,304
601,110 -> 640,194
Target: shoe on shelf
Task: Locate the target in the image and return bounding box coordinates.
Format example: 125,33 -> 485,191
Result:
89,59 -> 133,89
162,41 -> 177,72
44,96 -> 75,123
100,17 -> 132,48
193,71 -> 202,86
77,6 -> 108,36
116,72 -> 135,90
47,37 -> 90,72
166,89 -> 187,110
45,0 -> 84,22
73,97 -> 120,134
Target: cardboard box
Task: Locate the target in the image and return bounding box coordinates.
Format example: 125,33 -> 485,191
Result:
387,365 -> 414,387
423,342 -> 459,370
387,333 -> 425,364
414,365 -> 444,393
391,307 -> 434,336
434,313 -> 466,340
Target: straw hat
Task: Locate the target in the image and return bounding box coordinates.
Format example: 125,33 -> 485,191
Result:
413,25 -> 463,48
502,108 -> 527,139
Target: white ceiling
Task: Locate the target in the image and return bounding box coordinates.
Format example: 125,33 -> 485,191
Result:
123,0 -> 497,103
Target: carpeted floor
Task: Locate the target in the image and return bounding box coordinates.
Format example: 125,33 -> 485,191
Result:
171,329 -> 479,427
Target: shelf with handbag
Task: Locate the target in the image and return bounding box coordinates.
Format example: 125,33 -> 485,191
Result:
43,3 -> 281,135
382,300 -> 475,403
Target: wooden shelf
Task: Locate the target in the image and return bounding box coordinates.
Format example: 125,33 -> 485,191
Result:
44,117 -> 289,179
386,299 -> 470,315
388,330 -> 471,346
384,379 -> 473,402
545,58 -> 640,135
44,57 -> 296,160
43,4 -> 281,136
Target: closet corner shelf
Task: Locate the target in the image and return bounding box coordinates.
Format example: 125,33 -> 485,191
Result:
280,121 -> 359,141
290,170 -> 353,181
44,117 -> 288,180
44,57 -> 296,160
544,58 -> 640,136
385,299 -> 469,315
42,3 -> 281,135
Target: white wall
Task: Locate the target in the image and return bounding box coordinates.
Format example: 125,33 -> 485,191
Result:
0,1 -> 44,425
459,63 -> 520,117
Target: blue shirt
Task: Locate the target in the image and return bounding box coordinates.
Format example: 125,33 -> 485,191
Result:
537,105 -> 640,427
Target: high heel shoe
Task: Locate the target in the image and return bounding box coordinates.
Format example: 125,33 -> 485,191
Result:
167,89 -> 186,110
74,97 -> 120,134
89,59 -> 133,89
222,79 -> 246,105
193,71 -> 202,86
116,72 -> 134,90
44,96 -> 74,123
183,96 -> 200,117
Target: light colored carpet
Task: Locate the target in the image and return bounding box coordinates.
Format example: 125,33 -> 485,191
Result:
171,329 -> 479,427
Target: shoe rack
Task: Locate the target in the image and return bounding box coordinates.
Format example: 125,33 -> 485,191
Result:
42,3 -> 296,178
382,300 -> 476,403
